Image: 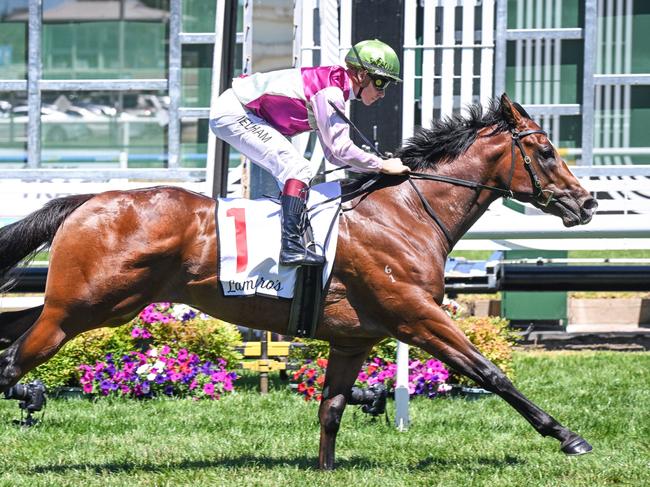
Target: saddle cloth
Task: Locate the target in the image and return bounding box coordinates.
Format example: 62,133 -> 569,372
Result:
217,181 -> 341,299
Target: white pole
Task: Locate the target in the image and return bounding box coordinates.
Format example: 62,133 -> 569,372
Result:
440,0 -> 456,116
395,340 -> 410,431
402,0 -> 417,141
460,0 -> 475,114
479,0 -> 495,107
206,0 -> 226,196
318,0 -> 339,179
421,0 -> 436,127
319,0 -> 339,66
396,0 -> 417,429
291,1 -> 311,161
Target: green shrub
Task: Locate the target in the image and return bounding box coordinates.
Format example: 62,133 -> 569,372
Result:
449,316 -> 518,385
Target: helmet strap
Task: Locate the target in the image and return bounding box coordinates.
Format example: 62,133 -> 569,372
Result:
351,68 -> 369,99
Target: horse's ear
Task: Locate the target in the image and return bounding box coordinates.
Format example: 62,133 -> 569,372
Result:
500,92 -> 523,127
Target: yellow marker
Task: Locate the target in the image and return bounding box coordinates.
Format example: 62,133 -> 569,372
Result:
239,341 -> 292,357
241,360 -> 287,372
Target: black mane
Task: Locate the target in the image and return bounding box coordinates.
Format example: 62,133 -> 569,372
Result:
396,98 -> 520,171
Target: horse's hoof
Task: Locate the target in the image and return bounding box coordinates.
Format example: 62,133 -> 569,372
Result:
561,437 -> 593,456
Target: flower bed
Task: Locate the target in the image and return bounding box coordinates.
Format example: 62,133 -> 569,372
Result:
291,356 -> 451,401
79,346 -> 237,400
24,303 -> 242,400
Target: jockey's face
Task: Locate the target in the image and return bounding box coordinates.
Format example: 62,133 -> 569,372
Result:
352,70 -> 386,106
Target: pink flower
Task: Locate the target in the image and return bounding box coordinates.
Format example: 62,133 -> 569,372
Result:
82,383 -> 93,393
203,383 -> 215,396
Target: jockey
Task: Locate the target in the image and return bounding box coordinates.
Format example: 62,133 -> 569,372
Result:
209,39 -> 410,267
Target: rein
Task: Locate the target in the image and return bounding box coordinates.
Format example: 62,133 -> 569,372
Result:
405,128 -> 552,247
322,101 -> 553,248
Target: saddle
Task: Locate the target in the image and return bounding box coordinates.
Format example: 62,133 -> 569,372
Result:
216,182 -> 341,338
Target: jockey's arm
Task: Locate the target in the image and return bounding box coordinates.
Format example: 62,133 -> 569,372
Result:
310,87 -> 383,173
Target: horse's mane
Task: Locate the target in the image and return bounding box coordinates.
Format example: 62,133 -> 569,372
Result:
396,98 -> 530,171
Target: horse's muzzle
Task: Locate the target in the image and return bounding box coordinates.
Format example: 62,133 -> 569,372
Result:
552,194 -> 598,227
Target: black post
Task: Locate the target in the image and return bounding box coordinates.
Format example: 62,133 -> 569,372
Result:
212,0 -> 239,198
350,0 -> 405,155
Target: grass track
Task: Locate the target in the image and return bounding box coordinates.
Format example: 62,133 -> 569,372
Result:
0,351 -> 648,486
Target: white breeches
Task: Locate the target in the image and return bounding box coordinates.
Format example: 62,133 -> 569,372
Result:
209,88 -> 314,185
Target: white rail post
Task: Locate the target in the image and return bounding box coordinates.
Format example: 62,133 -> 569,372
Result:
395,340 -> 410,431
395,0 -> 418,431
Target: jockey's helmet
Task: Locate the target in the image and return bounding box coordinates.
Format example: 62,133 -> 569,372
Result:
345,39 -> 402,83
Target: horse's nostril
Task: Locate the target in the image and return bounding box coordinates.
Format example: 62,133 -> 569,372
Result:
583,197 -> 598,210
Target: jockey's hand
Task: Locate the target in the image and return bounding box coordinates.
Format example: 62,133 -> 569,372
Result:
380,158 -> 411,175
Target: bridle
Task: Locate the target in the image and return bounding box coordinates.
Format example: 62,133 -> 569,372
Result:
406,128 -> 554,247
507,128 -> 554,207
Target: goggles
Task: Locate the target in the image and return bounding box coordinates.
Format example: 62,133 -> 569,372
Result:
368,74 -> 392,91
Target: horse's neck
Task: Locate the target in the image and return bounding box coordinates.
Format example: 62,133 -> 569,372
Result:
416,152 -> 501,250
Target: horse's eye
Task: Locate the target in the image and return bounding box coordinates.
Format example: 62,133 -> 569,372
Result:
540,147 -> 555,159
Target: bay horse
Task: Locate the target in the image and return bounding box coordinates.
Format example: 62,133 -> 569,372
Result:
0,94 -> 597,469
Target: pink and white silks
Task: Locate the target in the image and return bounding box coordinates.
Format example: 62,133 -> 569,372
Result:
209,66 -> 383,185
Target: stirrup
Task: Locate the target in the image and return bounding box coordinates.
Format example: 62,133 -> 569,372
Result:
279,248 -> 325,267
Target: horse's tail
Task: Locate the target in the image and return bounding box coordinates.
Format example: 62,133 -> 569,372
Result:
0,194 -> 95,288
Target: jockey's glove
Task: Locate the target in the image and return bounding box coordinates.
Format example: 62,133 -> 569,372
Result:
380,158 -> 411,175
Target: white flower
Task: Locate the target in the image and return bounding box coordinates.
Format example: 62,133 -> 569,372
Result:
171,304 -> 193,320
153,360 -> 166,371
147,372 -> 156,381
136,364 -> 151,375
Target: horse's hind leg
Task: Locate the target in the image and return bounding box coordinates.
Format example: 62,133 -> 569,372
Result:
0,304 -> 77,392
0,305 -> 43,349
318,340 -> 376,470
396,301 -> 592,456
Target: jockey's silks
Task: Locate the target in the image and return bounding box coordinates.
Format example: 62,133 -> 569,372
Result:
232,66 -> 351,137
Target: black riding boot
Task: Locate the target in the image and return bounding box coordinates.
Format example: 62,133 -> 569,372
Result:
279,193 -> 325,267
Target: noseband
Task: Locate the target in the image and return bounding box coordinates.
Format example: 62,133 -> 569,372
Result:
507,129 -> 554,207
408,128 -> 554,246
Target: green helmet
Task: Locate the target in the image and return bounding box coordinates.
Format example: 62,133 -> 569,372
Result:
345,39 -> 402,82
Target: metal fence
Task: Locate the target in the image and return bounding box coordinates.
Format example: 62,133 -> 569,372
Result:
2,0 -> 650,180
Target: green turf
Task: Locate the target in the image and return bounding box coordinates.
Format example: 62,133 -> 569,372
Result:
0,351 -> 648,486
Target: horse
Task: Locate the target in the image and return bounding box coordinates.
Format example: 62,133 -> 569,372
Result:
0,94 -> 597,470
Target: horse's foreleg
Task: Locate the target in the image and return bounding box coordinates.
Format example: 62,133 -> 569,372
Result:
318,340 -> 375,470
397,303 -> 592,456
0,305 -> 43,349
